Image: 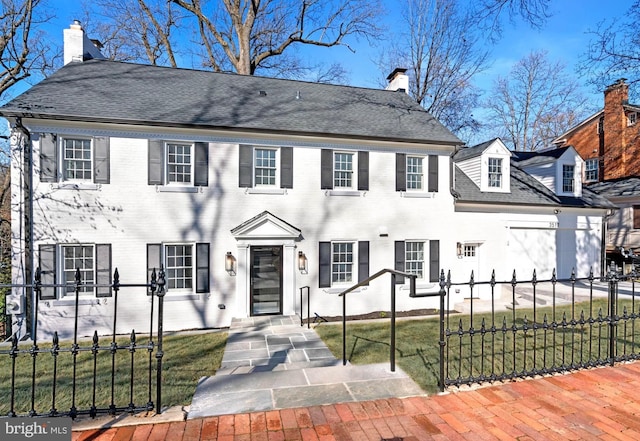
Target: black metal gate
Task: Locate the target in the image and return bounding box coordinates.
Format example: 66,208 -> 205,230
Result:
0,266 -> 166,419
439,264 -> 640,390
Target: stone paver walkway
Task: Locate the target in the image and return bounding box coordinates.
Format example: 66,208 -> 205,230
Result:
73,360 -> 640,440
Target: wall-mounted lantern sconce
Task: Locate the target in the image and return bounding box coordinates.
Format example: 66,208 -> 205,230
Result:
298,251 -> 308,273
225,252 -> 236,275
456,242 -> 463,259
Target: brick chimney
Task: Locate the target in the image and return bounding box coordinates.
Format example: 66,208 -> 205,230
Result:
63,20 -> 105,65
603,78 -> 629,179
385,68 -> 409,93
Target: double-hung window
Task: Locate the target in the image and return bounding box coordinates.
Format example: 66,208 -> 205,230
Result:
166,142 -> 192,184
406,156 -> 423,190
562,164 -> 575,193
333,152 -> 354,189
254,148 -> 278,186
319,241 -> 369,288
628,112 -> 637,126
239,145 -> 293,190
63,138 -> 92,181
585,158 -> 598,182
39,134 -> 110,185
488,158 -> 502,188
147,243 -> 210,294
321,149 -> 369,191
331,242 -> 354,283
38,243 -> 112,299
395,153 -> 438,193
63,245 -> 95,294
148,140 -> 208,188
404,241 -> 424,278
395,240 -> 440,283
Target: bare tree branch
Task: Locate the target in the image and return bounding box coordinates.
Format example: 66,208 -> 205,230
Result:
170,0 -> 383,75
579,0 -> 640,96
484,51 -> 588,151
378,0 -> 488,137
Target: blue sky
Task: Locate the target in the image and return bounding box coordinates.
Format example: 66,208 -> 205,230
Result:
34,1 -> 635,116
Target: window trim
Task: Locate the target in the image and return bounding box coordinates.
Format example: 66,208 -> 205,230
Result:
562,164 -> 575,193
38,243 -> 112,300
488,157 -> 502,188
61,137 -> 93,182
406,156 -> 424,191
628,112 -> 637,127
585,158 -> 599,183
147,242 -> 210,295
165,141 -> 194,186
254,147 -> 279,187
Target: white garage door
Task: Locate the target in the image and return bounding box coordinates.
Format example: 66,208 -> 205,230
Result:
507,228 -> 557,281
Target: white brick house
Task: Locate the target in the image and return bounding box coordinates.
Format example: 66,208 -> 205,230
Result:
1,24 -> 615,339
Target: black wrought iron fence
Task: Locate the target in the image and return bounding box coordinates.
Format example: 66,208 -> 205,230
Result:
440,264 -> 640,390
0,266 -> 166,419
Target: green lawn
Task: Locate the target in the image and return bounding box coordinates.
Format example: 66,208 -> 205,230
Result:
315,297 -> 640,393
0,331 -> 227,416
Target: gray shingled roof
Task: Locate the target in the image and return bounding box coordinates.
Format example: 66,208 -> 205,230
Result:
452,138 -> 499,161
0,59 -> 461,145
589,177 -> 640,198
454,163 -> 616,209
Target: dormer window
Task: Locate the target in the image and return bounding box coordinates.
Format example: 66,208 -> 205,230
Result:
562,164 -> 575,192
488,158 -> 502,188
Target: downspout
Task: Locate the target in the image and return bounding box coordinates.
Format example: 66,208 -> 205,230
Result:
450,145 -> 462,200
12,117 -> 33,339
601,208 -> 617,279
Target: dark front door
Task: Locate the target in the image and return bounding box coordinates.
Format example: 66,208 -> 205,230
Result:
250,246 -> 283,316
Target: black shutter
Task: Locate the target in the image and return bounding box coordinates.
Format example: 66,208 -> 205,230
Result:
429,240 -> 440,282
320,149 -> 333,189
358,151 -> 369,191
147,243 -> 162,295
148,140 -> 164,185
319,242 -> 331,288
280,147 -> 293,189
239,144 -> 253,187
396,153 -> 406,191
196,243 -> 210,293
40,134 -> 58,183
194,142 -> 209,186
95,244 -> 112,297
39,244 -> 57,300
93,137 -> 110,184
428,155 -> 439,192
395,241 -> 405,284
358,241 -> 369,285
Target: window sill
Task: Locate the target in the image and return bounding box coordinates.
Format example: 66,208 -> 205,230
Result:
164,293 -> 202,302
245,188 -> 288,195
325,190 -> 364,197
323,286 -> 367,294
50,298 -> 102,307
156,185 -> 201,193
52,183 -> 102,191
400,191 -> 434,198
400,283 -> 436,291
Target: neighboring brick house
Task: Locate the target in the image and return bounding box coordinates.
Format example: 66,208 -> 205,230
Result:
553,79 -> 640,183
554,80 -> 640,266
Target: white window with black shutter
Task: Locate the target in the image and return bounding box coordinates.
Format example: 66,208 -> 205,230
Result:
319,241 -> 369,288
396,153 -> 438,195
321,149 -> 368,193
148,140 -> 209,190
394,240 -> 440,283
39,134 -> 110,186
239,145 -> 293,192
147,243 -> 210,295
38,243 -> 112,300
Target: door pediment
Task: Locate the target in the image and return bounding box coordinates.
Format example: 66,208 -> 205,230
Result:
231,211 -> 301,240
